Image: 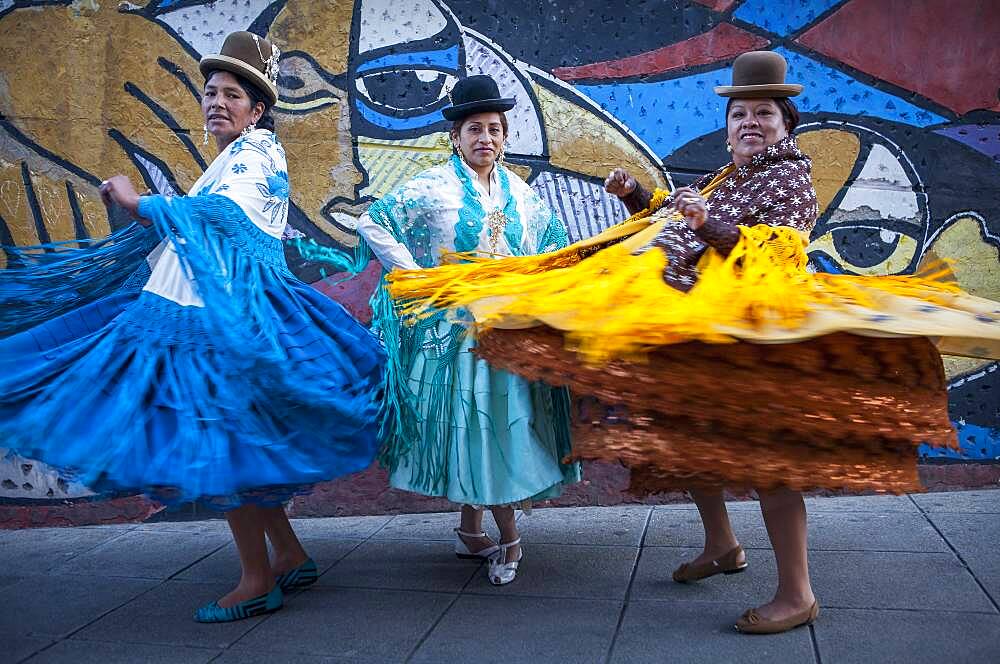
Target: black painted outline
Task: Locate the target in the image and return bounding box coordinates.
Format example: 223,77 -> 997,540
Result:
124,81 -> 208,171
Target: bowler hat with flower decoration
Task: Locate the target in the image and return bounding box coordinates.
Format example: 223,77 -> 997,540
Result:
200,31 -> 281,105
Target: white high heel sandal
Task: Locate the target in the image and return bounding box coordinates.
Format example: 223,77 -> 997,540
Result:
454,528 -> 500,560
488,537 -> 522,586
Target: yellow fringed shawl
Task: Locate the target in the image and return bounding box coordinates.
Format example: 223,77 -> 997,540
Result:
386,173 -> 1000,364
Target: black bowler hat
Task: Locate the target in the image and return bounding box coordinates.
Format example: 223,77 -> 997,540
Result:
441,75 -> 516,121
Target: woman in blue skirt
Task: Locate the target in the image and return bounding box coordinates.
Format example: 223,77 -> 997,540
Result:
0,32 -> 385,622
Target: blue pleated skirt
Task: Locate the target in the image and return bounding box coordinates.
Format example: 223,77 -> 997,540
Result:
1,199 -> 386,509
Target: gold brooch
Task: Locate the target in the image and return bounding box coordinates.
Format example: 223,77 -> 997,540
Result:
486,208 -> 508,254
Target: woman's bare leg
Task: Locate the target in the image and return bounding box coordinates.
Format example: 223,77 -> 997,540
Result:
457,504 -> 496,553
260,505 -> 309,575
490,505 -> 520,562
219,504 -> 275,607
754,488 -> 815,620
687,488 -> 743,566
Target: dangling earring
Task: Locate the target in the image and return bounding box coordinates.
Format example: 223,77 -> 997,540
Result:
497,146 -> 506,167
725,142 -> 733,153
454,143 -> 471,168
203,125 -> 209,146
240,123 -> 256,138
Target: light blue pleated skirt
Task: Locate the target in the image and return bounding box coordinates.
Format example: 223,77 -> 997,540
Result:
387,321 -> 581,506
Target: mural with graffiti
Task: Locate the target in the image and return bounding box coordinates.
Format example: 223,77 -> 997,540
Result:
1,0 -> 998,509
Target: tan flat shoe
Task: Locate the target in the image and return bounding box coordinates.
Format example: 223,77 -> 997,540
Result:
672,545 -> 748,583
734,601 -> 819,634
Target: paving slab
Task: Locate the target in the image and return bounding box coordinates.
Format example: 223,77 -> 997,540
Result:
24,640 -> 220,664
926,512 -> 1000,577
0,527 -> 131,574
287,515 -> 393,540
644,509 -> 770,549
73,581 -> 267,649
49,529 -> 229,580
805,511 -> 948,552
0,574 -> 24,589
464,543 -> 638,600
911,489 -> 1000,514
134,520 -> 230,534
975,573 -> 1000,608
516,506 -> 651,547
230,587 -> 452,662
175,539 -> 363,583
371,511 -> 462,541
653,500 -> 759,512
645,505 -> 948,552
410,595 -> 621,664
0,574 -> 158,638
213,652 -> 361,664
809,550 -> 995,612
318,539 -> 481,592
813,608 -> 1000,664
6,636 -> 53,664
804,494 -> 920,513
631,546 -> 777,606
610,600 -> 816,664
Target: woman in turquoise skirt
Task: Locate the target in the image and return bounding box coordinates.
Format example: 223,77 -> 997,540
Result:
356,75 -> 581,585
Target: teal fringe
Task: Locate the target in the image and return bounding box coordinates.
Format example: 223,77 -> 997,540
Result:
289,237 -> 370,283
0,223 -> 160,336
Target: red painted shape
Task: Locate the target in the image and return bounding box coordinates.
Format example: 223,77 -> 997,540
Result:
310,259 -> 382,325
798,0 -> 1000,115
553,22 -> 769,81
690,0 -> 737,11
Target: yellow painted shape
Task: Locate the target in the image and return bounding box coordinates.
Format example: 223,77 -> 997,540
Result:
505,163 -> 533,182
0,5 -> 208,207
0,160 -> 39,248
0,158 -> 112,269
535,83 -> 665,193
270,0 -> 353,76
358,133 -> 451,199
797,129 -> 860,216
278,87 -> 362,247
922,217 -> 1000,300
922,216 -> 998,377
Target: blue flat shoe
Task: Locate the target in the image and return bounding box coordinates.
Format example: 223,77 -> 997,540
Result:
276,557 -> 318,592
193,584 -> 283,623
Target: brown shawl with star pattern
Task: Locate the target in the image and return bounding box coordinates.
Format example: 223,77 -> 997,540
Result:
624,135 -> 819,291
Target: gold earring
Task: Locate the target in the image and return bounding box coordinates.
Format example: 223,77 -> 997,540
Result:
203,125 -> 209,146
497,147 -> 506,166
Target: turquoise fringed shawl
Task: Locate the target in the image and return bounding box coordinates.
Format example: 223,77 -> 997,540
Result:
0,223 -> 161,336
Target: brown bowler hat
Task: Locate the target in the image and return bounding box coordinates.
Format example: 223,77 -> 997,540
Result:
714,51 -> 802,98
200,31 -> 280,104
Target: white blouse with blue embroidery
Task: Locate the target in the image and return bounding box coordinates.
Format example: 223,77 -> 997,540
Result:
141,129 -> 289,307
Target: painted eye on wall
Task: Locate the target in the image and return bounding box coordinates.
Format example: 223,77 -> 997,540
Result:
356,69 -> 456,114
275,53 -> 344,114
809,222 -> 921,275
353,68 -> 458,132
351,44 -> 460,136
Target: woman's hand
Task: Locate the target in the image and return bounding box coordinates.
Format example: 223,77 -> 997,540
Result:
98,175 -> 142,218
673,187 -> 708,230
604,168 -> 637,198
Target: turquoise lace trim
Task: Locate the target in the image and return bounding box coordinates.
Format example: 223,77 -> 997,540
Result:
450,155 -> 523,255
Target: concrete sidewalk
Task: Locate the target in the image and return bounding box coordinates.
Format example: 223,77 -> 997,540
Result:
2,490 -> 998,663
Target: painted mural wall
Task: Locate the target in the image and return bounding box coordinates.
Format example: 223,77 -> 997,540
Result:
1,0 -> 998,507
